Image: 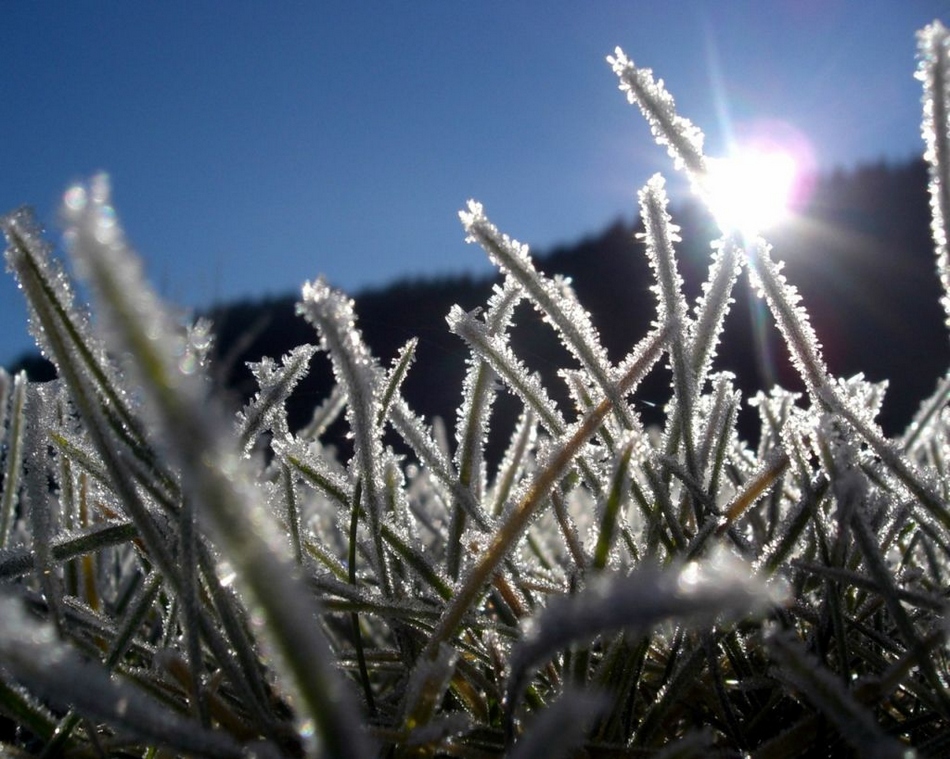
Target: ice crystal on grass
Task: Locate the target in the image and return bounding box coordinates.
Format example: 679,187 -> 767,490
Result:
0,371 -> 27,550
448,303 -> 567,437
238,343 -> 318,455
460,202 -> 628,429
455,280 -> 523,505
918,21 -> 950,331
608,48 -> 707,181
505,548 -> 784,724
746,239 -> 830,399
688,236 -> 743,385
3,209 -> 95,368
2,19 -> 950,759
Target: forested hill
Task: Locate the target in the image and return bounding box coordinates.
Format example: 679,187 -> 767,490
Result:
11,158 -> 948,452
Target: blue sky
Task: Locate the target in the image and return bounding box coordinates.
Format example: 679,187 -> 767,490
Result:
2,1 -> 948,365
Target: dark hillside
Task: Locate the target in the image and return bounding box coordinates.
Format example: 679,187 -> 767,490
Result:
9,158 -> 946,455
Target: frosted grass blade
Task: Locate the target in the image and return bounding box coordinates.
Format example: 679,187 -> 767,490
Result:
179,491 -> 208,725
689,237 -> 743,387
768,631 -> 909,759
0,372 -> 27,549
40,571 -> 165,755
4,206 -> 182,591
639,176 -> 698,474
22,385 -> 62,629
742,239 -> 950,532
400,643 -> 458,735
237,343 -> 318,455
389,398 -> 487,530
834,391 -> 950,533
506,549 -> 782,725
640,176 -> 691,338
62,176 -> 372,759
717,448 -> 789,536
0,520 -> 136,580
490,409 -> 537,518
2,210 -> 160,477
448,304 -> 567,437
507,688 -> 608,759
592,434 -> 637,570
298,384 -> 347,441
0,675 -> 59,748
278,462 -> 304,564
378,337 -> 417,425
278,435 -> 353,509
0,594 -> 245,759
608,48 -> 707,182
424,322 -> 671,656
298,277 -> 391,596
551,489 -> 588,570
0,369 -> 9,444
746,239 -> 830,399
455,281 -> 522,492
837,467 -> 950,707
450,281 -> 522,575
901,371 -> 950,453
697,374 -> 740,498
918,21 -> 950,332
379,522 -> 453,600
460,202 -> 638,431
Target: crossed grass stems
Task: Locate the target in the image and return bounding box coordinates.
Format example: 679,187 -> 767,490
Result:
0,20 -> 950,759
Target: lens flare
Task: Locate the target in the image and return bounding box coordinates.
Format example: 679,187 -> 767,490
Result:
701,119 -> 816,239
705,148 -> 799,238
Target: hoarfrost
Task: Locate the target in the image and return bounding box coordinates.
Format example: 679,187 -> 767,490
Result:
506,546 -> 785,716
917,21 -> 950,331
448,304 -> 567,437
237,343 -> 318,455
608,48 -> 707,182
746,239 -> 829,398
460,202 -> 621,427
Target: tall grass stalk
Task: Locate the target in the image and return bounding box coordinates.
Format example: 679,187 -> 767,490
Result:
0,21 -> 948,759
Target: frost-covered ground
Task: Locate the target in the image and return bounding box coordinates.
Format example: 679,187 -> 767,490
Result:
1,21 -> 950,759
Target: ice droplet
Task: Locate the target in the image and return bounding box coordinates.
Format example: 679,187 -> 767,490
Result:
63,185 -> 87,213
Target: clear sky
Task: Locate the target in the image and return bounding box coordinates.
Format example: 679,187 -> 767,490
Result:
2,1 -> 948,366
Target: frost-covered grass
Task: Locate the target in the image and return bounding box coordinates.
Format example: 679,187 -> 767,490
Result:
1,21 -> 950,759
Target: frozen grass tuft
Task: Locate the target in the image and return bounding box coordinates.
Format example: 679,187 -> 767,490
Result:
0,21 -> 949,758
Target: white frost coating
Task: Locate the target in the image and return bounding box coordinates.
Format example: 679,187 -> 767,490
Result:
276,434 -> 351,504
506,545 -> 786,713
62,180 -> 371,758
2,208 -> 113,387
767,631 -> 910,759
238,344 -> 318,455
459,202 -> 621,425
0,593 -> 245,758
389,398 -> 459,492
639,175 -> 689,330
638,175 -> 699,467
298,277 -> 394,594
689,236 -> 743,386
298,279 -> 380,428
447,304 -> 567,437
380,338 -> 417,424
746,239 -> 829,398
0,371 -> 27,550
917,22 -> 950,332
608,48 -> 707,183
489,408 -> 538,518
59,174 -> 204,416
454,278 -> 524,502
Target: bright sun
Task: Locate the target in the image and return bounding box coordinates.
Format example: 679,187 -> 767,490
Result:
704,148 -> 799,238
